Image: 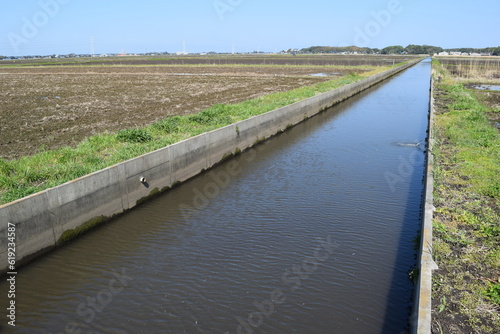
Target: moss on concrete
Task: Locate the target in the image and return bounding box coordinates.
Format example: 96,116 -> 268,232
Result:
136,187 -> 160,206
58,215 -> 108,244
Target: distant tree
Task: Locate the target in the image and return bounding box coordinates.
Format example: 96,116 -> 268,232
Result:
405,44 -> 443,55
405,44 -> 423,54
443,47 -> 499,55
0,55 -> 6,60
425,45 -> 444,55
301,45 -> 375,54
491,47 -> 500,56
381,45 -> 405,54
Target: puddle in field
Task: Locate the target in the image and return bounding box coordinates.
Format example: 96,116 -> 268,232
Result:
167,73 -> 214,76
473,85 -> 500,91
309,72 -> 341,77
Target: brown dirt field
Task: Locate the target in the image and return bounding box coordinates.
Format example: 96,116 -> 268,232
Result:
0,65 -> 336,159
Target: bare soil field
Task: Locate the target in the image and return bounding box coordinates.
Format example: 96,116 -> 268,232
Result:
0,65 -> 334,159
0,55 -> 418,160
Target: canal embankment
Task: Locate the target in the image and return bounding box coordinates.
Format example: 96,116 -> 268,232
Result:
411,70 -> 438,334
0,59 -> 421,275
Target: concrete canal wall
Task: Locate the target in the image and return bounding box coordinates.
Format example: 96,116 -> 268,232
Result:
411,74 -> 438,334
0,59 -> 421,275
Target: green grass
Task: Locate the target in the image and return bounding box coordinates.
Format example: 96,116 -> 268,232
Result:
431,59 -> 500,332
0,72 -> 370,205
485,283 -> 500,306
437,82 -> 500,200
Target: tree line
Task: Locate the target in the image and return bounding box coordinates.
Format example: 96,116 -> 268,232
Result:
301,45 -> 500,55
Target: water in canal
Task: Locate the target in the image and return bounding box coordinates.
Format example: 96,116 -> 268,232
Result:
0,60 -> 431,334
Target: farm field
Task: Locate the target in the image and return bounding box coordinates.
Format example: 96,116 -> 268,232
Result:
436,56 -> 500,81
0,54 -> 418,160
0,65 -> 328,160
0,53 -> 417,67
0,54 -> 419,203
436,56 -> 500,130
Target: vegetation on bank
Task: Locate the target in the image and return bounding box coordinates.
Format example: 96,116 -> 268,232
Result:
0,66 -> 398,205
431,60 -> 500,333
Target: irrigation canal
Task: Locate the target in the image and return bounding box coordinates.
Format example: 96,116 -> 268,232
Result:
0,59 -> 431,334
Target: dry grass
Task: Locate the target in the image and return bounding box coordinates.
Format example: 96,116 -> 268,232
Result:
436,56 -> 500,84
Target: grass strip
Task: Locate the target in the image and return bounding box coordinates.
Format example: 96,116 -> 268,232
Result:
0,69 -> 391,204
431,59 -> 500,333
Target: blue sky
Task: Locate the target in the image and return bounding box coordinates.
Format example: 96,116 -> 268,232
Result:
1,0 -> 499,56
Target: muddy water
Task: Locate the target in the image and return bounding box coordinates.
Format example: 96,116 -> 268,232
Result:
0,60 -> 431,334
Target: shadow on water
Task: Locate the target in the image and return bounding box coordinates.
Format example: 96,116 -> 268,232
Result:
381,155 -> 427,333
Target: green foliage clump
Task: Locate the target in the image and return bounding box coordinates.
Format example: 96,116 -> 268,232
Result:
381,45 -> 405,54
152,116 -> 182,133
188,104 -> 233,125
116,128 -> 153,143
485,283 -> 500,306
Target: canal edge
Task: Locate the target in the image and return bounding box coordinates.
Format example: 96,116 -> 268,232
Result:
411,66 -> 439,334
0,59 -> 423,276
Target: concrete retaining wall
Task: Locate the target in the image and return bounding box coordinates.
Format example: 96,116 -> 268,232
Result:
411,74 -> 438,333
0,59 -> 421,275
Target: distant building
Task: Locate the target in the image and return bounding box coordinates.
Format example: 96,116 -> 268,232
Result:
438,51 -> 449,56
